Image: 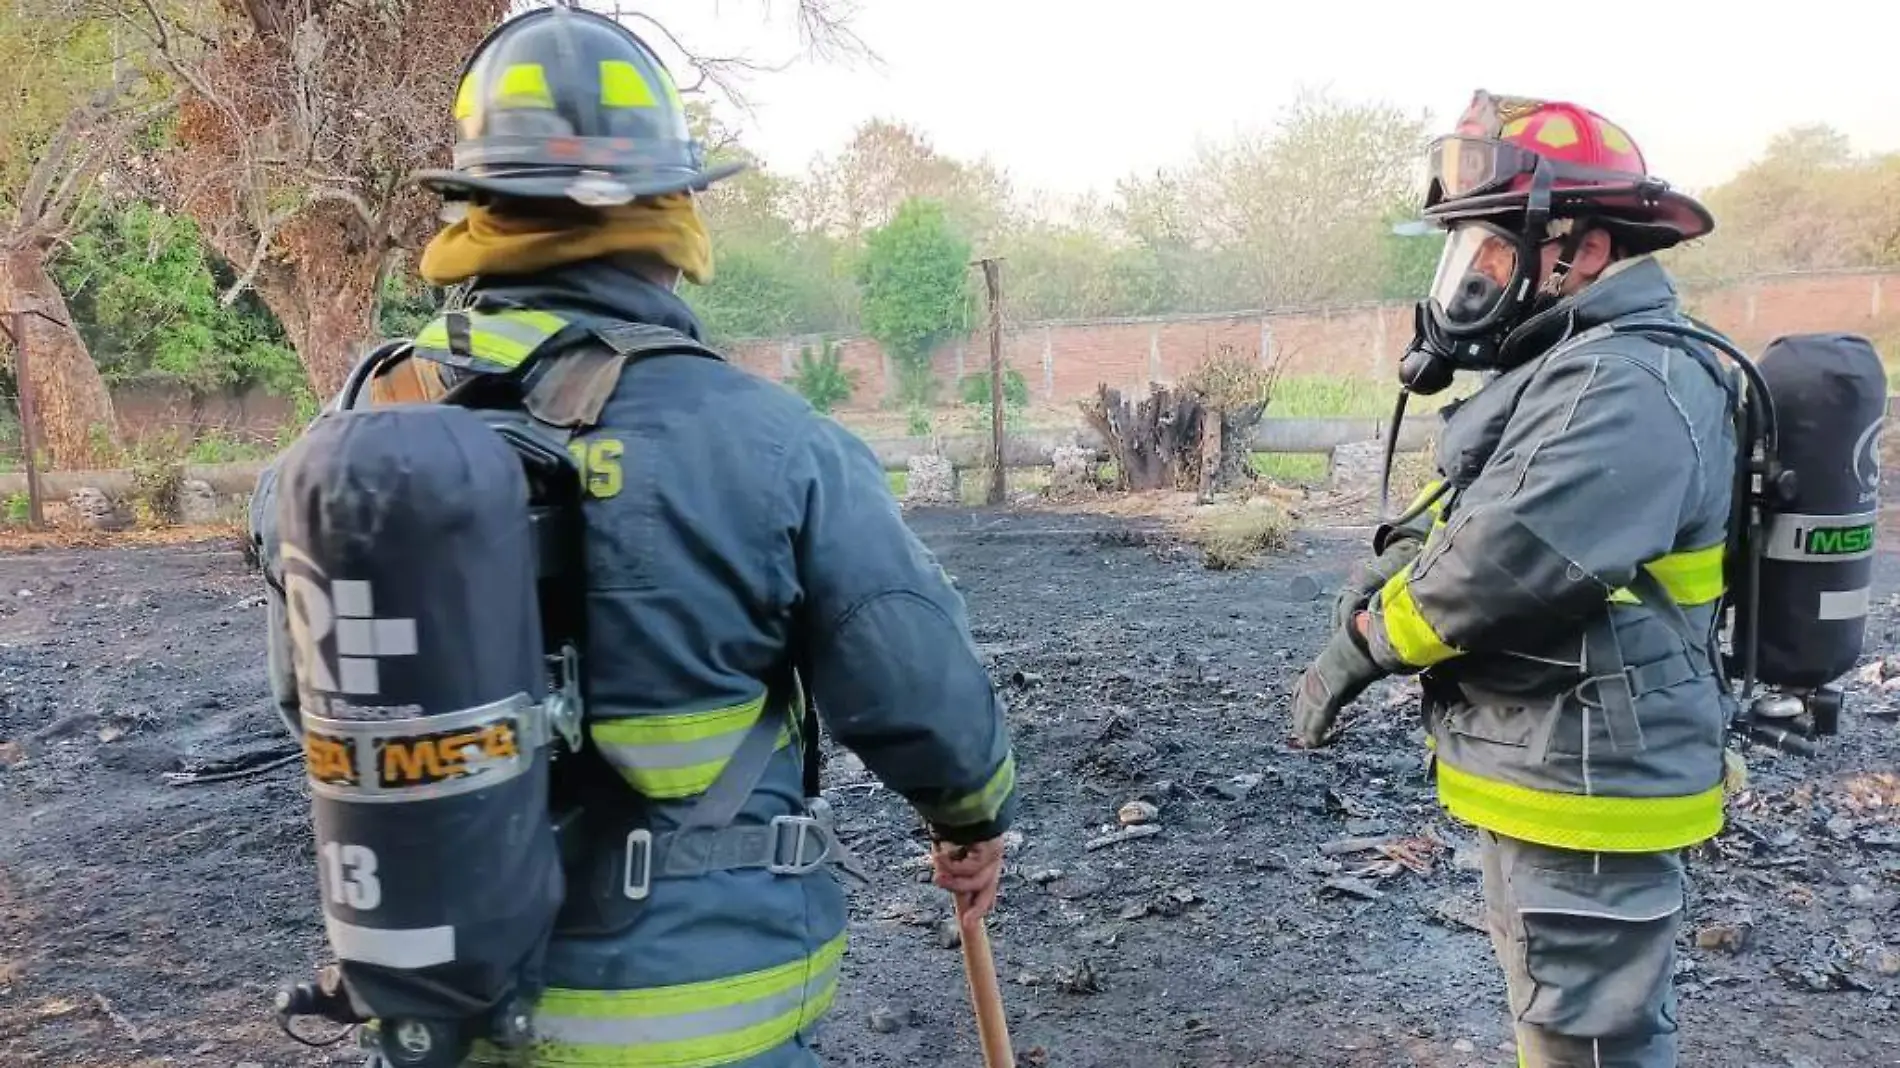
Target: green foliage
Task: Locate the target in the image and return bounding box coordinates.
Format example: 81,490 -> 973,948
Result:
686,236 -> 855,343
52,200 -> 304,397
1377,211 -> 1446,301
958,368 -> 1029,409
905,403 -> 933,437
0,9 -> 117,217
379,263 -> 443,340
856,198 -> 971,403
788,337 -> 859,414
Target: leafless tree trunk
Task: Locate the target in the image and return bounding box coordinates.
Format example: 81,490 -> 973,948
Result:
253,248 -> 385,399
0,253 -> 115,467
0,67 -> 166,466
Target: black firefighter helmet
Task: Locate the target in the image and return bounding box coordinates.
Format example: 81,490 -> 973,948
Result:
415,3 -> 744,206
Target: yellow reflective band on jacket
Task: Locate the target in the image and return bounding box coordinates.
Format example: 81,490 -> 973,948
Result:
917,752 -> 1016,828
590,695 -> 791,801
470,935 -> 846,1068
1376,566 -> 1461,669
1406,479 -> 1448,521
413,309 -> 570,372
1608,542 -> 1726,607
1434,758 -> 1725,853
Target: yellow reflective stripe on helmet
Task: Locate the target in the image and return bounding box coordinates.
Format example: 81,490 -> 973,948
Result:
590,695 -> 791,801
1376,566 -> 1461,668
496,62 -> 555,109
600,60 -> 657,107
917,752 -> 1016,828
413,309 -> 570,371
1606,542 -> 1726,607
1435,758 -> 1724,853
453,74 -> 479,121
482,935 -> 845,1067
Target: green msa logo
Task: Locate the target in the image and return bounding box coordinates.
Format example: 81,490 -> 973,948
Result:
1800,523 -> 1875,556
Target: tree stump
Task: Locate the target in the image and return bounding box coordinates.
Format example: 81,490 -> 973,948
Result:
1081,383 -> 1210,492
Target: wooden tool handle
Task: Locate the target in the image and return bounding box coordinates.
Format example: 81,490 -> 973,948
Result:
956,901 -> 1015,1068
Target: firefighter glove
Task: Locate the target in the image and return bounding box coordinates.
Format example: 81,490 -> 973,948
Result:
1290,618 -> 1386,749
1331,539 -> 1421,633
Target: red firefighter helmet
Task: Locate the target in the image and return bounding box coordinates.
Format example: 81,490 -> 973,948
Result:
1421,90 -> 1713,251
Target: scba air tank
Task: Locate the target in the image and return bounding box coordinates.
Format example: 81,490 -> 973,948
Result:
1755,332 -> 1886,692
275,402 -> 564,1063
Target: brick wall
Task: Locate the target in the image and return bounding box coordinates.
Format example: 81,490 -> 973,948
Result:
98,269 -> 1900,440
729,269 -> 1900,411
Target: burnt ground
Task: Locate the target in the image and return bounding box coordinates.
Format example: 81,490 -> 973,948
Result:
1,509 -> 1898,1068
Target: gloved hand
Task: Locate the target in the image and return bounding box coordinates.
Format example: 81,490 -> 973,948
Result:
1289,615 -> 1387,749
1331,538 -> 1421,633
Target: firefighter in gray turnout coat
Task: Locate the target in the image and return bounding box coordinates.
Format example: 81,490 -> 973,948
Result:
1290,91 -> 1741,1068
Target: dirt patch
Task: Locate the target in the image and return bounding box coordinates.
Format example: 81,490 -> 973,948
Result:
2,511 -> 1898,1066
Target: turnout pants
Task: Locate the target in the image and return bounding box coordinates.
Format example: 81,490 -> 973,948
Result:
1477,829 -> 1686,1068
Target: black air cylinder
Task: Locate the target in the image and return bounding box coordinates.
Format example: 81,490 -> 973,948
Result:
1755,332 -> 1886,689
275,403 -> 562,1027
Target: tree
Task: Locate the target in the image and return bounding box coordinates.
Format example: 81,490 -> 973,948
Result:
798,119 -> 1012,244
96,0 -> 511,398
91,0 -> 871,396
1664,124 -> 1900,283
856,197 -> 971,404
991,219 -> 1174,321
52,198 -> 303,418
1185,91 -> 1431,308
683,99 -> 857,340
0,7 -> 166,465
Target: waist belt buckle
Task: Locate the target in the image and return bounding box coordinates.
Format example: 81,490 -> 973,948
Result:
767,815 -> 829,876
622,828 -> 653,901
1576,667 -> 1636,711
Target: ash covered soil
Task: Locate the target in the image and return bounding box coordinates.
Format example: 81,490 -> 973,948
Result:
2,508 -> 1898,1068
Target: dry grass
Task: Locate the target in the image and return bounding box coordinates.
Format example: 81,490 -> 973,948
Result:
1185,500 -> 1293,570
0,522 -> 248,556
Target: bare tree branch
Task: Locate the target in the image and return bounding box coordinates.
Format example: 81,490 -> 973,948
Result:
14,72 -> 133,229
219,207 -> 296,307
584,0 -> 878,115
310,186 -> 379,231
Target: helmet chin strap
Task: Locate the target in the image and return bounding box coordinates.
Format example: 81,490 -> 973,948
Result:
1539,222 -> 1590,301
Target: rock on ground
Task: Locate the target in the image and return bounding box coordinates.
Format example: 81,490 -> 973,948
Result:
1048,445 -> 1097,499
1328,439 -> 1386,496
904,455 -> 959,505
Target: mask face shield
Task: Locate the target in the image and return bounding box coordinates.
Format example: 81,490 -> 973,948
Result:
1426,220 -> 1533,338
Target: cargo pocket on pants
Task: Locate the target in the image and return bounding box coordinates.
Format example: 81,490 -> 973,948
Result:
1514,861 -> 1684,1040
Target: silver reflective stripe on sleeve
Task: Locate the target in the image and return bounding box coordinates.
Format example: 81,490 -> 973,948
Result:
325,916 -> 456,968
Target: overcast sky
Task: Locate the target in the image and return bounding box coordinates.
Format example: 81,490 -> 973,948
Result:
615,0 -> 1900,201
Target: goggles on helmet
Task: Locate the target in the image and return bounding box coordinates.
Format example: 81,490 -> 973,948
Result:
1424,135 -> 1659,213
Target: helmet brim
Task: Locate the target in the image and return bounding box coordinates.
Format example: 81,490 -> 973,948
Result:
1422,185 -> 1714,247
413,158 -> 748,204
